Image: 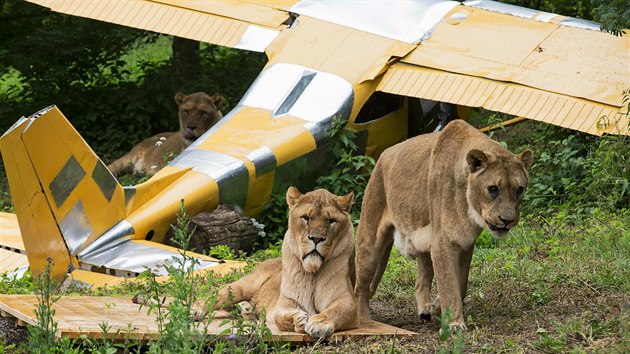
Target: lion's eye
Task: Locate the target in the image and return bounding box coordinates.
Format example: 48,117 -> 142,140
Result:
516,186 -> 525,197
301,215 -> 309,223
487,185 -> 500,198
328,218 -> 337,225
182,110 -> 189,117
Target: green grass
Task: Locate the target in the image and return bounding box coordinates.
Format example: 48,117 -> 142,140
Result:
370,210 -> 630,353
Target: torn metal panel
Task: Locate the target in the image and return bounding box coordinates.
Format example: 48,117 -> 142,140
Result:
290,0 -> 458,43
79,240 -> 219,277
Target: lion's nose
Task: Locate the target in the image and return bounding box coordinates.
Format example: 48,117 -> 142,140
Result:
309,236 -> 326,245
187,125 -> 197,130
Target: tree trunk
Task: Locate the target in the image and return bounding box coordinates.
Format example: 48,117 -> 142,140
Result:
171,36 -> 200,83
166,205 -> 260,255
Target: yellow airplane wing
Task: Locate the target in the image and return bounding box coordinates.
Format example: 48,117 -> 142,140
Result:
27,0 -> 296,52
377,2 -> 629,136
24,0 -> 629,134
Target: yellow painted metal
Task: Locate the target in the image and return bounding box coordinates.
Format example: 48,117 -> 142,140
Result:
150,0 -> 291,28
22,107 -> 127,250
267,16 -> 415,84
0,115 -> 72,279
126,171 -> 219,244
348,80 -> 409,159
195,107 -> 316,166
27,0 -> 279,51
404,5 -> 629,108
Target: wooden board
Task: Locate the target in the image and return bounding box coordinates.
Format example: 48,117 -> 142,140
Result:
0,295 -> 418,342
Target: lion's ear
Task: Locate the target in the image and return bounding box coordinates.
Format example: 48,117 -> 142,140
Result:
466,149 -> 489,173
337,192 -> 354,213
286,186 -> 302,207
211,93 -> 224,108
175,92 -> 187,106
518,149 -> 534,169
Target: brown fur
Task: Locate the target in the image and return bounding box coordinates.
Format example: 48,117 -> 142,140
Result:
107,92 -> 224,176
207,187 -> 359,338
354,120 -> 533,331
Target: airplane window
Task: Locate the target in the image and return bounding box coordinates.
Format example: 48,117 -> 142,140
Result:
354,92 -> 403,124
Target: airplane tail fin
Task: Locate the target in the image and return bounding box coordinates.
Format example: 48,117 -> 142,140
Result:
0,106 -> 126,278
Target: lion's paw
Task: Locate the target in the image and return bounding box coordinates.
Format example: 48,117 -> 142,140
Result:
293,310 -> 309,333
235,301 -> 253,320
305,316 -> 335,339
448,320 -> 468,333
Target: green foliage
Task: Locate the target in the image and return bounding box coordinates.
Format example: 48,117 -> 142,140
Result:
256,192 -> 290,250
315,117 -> 376,223
525,132 -> 630,219
0,268 -> 32,294
592,0 -> 630,35
141,201 -> 214,353
436,309 -> 464,354
27,258 -> 76,354
501,0 -> 629,35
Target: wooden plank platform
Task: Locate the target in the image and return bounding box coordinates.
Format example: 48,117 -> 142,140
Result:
0,295 -> 419,342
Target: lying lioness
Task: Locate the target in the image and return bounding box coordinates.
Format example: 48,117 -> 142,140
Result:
107,91 -> 224,176
201,187 -> 359,339
354,120 -> 533,331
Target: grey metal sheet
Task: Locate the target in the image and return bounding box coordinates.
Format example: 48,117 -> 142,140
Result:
59,200 -> 93,256
79,240 -> 220,277
234,25 -> 280,52
291,0 -> 459,43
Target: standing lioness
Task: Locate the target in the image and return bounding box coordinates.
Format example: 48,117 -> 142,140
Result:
354,120 -> 533,331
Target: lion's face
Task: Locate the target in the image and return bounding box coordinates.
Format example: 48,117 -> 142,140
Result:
466,149 -> 533,238
285,187 -> 354,274
175,92 -> 224,144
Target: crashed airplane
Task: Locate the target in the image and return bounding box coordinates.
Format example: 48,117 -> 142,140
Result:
0,0 -> 628,286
